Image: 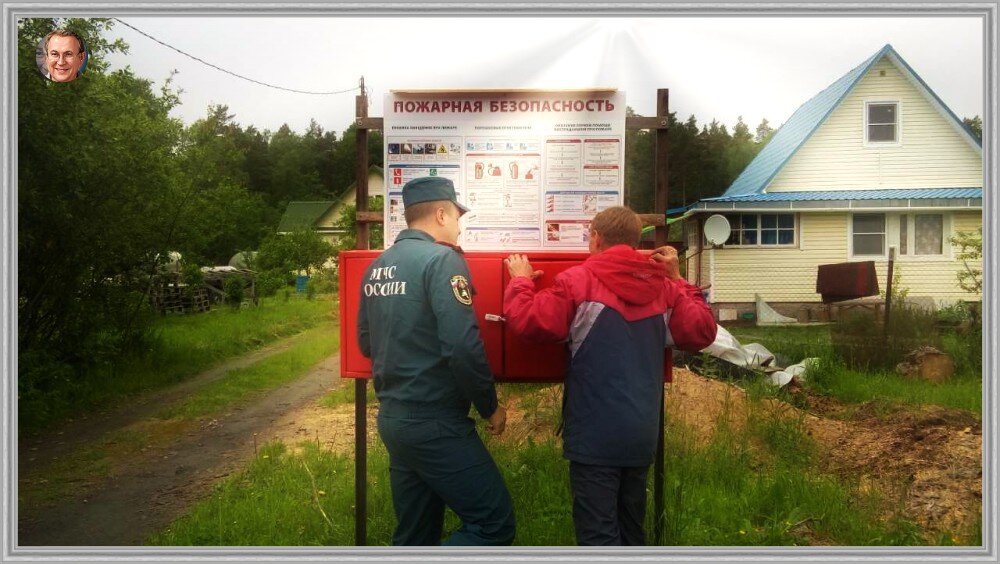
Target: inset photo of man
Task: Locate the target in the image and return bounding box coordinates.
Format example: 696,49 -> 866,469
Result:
35,29 -> 88,82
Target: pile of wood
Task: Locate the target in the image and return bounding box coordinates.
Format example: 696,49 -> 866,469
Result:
150,284 -> 210,315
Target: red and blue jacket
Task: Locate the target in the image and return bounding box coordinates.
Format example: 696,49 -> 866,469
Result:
503,245 -> 717,467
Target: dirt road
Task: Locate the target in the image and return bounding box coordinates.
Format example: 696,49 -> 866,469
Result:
18,345 -> 343,546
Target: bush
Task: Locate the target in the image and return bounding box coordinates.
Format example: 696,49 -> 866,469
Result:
936,301 -> 972,326
306,267 -> 338,296
223,276 -> 246,308
831,305 -> 940,371
255,270 -> 289,298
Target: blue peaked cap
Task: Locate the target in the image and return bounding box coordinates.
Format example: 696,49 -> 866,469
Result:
401,177 -> 469,215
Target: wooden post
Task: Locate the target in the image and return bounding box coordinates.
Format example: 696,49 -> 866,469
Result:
653,88 -> 669,545
654,89 -> 670,248
884,246 -> 896,338
354,77 -> 369,547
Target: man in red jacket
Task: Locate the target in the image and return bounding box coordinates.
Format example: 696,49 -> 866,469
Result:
504,206 -> 717,546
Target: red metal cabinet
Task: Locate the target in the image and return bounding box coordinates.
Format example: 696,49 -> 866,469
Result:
339,250 -> 672,382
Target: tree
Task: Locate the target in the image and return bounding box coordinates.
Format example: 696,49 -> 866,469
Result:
754,118 -> 775,144
333,197 -> 385,251
950,228 -> 982,296
256,228 -> 336,277
962,116 -> 982,140
18,17 -> 184,362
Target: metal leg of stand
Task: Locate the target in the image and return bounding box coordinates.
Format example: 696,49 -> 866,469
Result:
654,383 -> 665,545
354,378 -> 367,546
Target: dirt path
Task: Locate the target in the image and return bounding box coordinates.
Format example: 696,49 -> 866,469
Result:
18,349 -> 343,546
19,331 -> 317,464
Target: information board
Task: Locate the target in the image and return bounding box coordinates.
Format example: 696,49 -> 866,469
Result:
383,90 -> 626,250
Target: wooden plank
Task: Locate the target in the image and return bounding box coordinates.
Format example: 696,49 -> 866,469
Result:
638,213 -> 665,227
356,211 -> 384,223
356,117 -> 383,130
627,116 -> 669,130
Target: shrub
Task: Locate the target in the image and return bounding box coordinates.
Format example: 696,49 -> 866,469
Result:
936,301 -> 972,326
306,267 -> 338,296
223,276 -> 246,309
831,305 -> 940,371
255,271 -> 288,298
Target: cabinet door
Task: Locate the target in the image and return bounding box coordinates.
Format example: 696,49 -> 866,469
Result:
466,257 -> 504,377
339,251 -> 504,378
502,260 -> 581,381
339,251 -> 378,378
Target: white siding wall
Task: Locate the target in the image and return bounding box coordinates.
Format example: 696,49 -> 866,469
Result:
687,211 -> 982,304
767,58 -> 982,192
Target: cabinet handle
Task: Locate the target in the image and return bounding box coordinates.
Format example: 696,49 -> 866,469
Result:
484,314 -> 506,323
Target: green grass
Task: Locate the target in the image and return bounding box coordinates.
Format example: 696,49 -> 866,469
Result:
20,319 -> 340,513
157,322 -> 339,420
805,358 -> 981,415
19,296 -> 336,432
318,379 -> 376,408
724,325 -> 982,416
726,324 -> 834,363
149,386 -> 971,547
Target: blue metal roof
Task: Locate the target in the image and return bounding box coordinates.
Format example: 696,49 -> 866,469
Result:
702,188 -> 982,203
717,44 -> 981,200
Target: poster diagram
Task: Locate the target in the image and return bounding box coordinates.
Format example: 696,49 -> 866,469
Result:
384,91 -> 626,250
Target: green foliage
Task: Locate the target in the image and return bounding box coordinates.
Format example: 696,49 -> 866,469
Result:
962,115 -> 982,140
830,305 -> 939,371
306,268 -> 338,296
255,271 -> 288,298
624,108 -> 771,213
802,357 -> 981,414
150,389 -> 946,547
156,324 -> 337,420
257,228 -> 335,276
333,197 -> 385,251
223,276 -> 246,308
950,228 -> 982,296
19,297 -> 334,432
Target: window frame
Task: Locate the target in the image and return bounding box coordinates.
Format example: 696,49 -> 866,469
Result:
894,212 -> 952,261
720,212 -> 797,248
850,212 -> 953,261
863,100 -> 902,147
849,212 -> 887,258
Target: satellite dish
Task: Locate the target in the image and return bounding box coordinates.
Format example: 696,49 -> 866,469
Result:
704,214 -> 732,246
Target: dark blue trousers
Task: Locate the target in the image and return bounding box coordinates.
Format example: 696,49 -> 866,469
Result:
377,413 -> 515,546
569,461 -> 649,546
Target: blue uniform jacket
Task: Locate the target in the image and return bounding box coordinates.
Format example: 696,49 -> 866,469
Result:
357,229 -> 499,420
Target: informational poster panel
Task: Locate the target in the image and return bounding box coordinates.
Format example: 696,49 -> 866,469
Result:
383,90 -> 626,250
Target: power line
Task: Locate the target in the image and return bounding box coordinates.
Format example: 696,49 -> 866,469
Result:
113,18 -> 359,96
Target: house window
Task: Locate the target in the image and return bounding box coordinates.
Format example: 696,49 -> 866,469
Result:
866,102 -> 898,143
723,213 -> 795,246
852,213 -> 885,256
914,214 -> 943,255
896,213 -> 945,257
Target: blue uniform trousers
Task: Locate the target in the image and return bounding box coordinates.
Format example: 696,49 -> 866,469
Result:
377,412 -> 515,546
569,461 -> 649,546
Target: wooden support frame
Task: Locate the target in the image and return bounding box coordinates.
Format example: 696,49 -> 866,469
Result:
352,88 -> 670,546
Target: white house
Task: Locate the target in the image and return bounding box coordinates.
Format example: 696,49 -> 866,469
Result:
686,44 -> 983,320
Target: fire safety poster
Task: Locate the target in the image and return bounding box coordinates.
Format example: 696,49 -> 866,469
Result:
383,90 -> 626,250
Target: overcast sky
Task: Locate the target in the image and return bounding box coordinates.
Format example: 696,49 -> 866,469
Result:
103,16 -> 984,136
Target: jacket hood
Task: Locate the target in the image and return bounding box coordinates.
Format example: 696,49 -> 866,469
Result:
581,245 -> 666,305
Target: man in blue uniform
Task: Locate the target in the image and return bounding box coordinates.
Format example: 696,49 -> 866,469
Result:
357,176 -> 515,546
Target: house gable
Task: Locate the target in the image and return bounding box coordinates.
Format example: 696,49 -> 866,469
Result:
767,56 -> 983,192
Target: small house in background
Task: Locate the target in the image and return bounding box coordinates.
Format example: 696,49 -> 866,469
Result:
276,165 -> 385,245
686,44 -> 982,321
